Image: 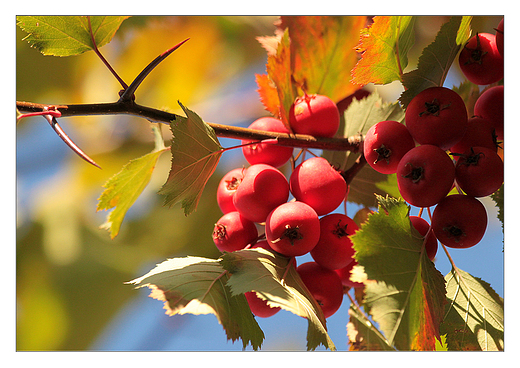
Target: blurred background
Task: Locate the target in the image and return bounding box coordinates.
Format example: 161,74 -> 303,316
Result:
16,16 -> 504,351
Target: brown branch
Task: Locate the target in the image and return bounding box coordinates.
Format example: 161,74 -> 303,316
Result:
16,100 -> 363,153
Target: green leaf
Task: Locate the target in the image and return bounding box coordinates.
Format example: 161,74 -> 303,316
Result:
399,16 -> 472,107
17,16 -> 129,56
322,90 -> 405,207
352,16 -> 416,85
221,248 -> 336,351
350,195 -> 446,350
128,256 -> 265,350
491,184 -> 504,234
441,268 -> 504,351
97,148 -> 168,239
347,306 -> 396,351
158,102 -> 223,215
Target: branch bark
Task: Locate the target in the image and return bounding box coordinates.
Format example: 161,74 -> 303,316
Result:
16,100 -> 363,153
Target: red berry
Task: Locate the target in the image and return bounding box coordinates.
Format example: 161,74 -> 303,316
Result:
409,216 -> 438,261
449,116 -> 498,156
245,291 -> 281,318
289,157 -> 347,216
216,167 -> 245,214
233,164 -> 289,223
289,94 -> 340,138
455,146 -> 504,197
241,117 -> 294,168
459,33 -> 503,85
265,201 -> 320,257
297,262 -> 344,318
335,260 -> 364,289
212,211 -> 258,252
397,145 -> 455,208
363,120 -> 416,174
495,18 -> 504,57
431,194 -> 487,249
310,213 -> 359,270
474,85 -> 504,140
405,87 -> 468,150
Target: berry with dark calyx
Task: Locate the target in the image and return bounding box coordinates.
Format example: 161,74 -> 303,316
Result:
289,157 -> 347,216
233,164 -> 289,223
363,120 -> 416,174
245,291 -> 281,318
310,213 -> 359,270
454,146 -> 504,197
216,167 -> 245,214
449,116 -> 499,157
397,144 -> 455,208
297,262 -> 344,318
265,201 -> 320,257
405,87 -> 468,150
212,211 -> 258,252
458,33 -> 503,85
409,216 -> 438,261
289,94 -> 340,138
474,85 -> 504,140
431,194 -> 487,249
241,117 -> 294,168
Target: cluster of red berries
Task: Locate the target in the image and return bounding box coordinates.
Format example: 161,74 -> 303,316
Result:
364,18 -> 504,256
213,94 -> 356,319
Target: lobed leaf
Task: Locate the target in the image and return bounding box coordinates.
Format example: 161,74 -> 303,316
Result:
399,16 -> 472,107
221,248 -> 336,351
128,256 -> 264,350
256,16 -> 366,127
159,102 -> 223,215
17,16 -> 129,56
347,306 -> 395,351
350,195 -> 446,350
97,147 -> 168,238
441,268 -> 504,351
351,16 -> 416,86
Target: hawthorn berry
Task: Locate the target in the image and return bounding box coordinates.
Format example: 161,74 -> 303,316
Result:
245,291 -> 281,318
289,157 -> 347,216
431,194 -> 488,249
335,260 -> 364,289
297,262 -> 344,318
454,146 -> 504,197
363,120 -> 416,174
241,117 -> 294,168
310,213 -> 359,270
216,167 -> 245,214
409,216 -> 438,261
233,164 -> 289,223
459,33 -> 503,85
405,86 -> 468,150
212,211 -> 258,252
289,94 -> 340,138
397,145 -> 455,208
449,116 -> 499,156
265,201 -> 320,257
474,85 -> 504,140
495,18 -> 504,57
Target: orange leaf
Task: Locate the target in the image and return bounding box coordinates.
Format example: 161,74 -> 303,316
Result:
255,74 -> 280,118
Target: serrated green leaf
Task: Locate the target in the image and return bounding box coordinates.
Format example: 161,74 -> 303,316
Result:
128,256 -> 264,350
221,248 -> 336,351
491,184 -> 504,233
158,102 -> 223,215
399,16 -> 472,107
347,306 -> 396,351
351,195 -> 446,350
352,16 -> 416,85
17,16 -> 129,56
441,268 -> 504,351
97,148 -> 168,239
